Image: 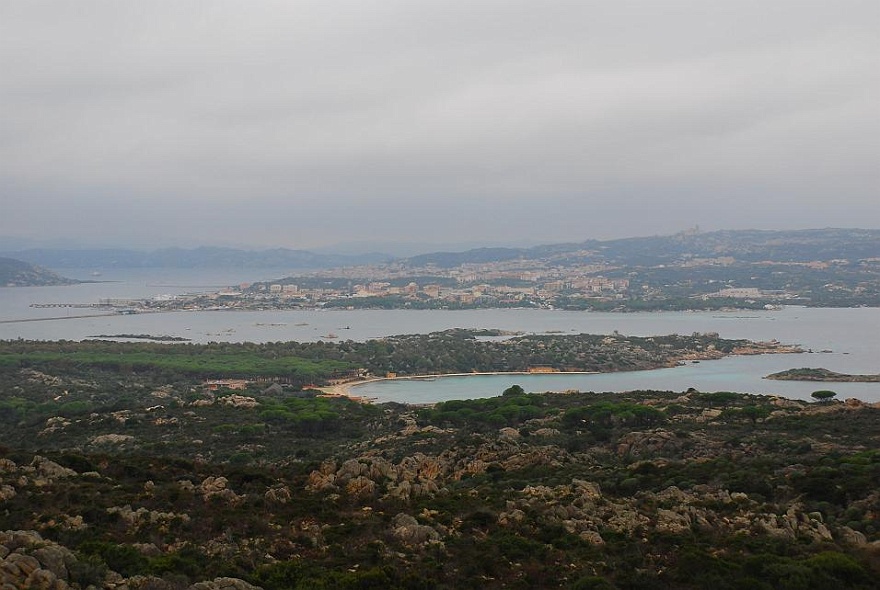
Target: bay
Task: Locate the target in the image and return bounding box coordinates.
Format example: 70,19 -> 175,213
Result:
354,353 -> 880,404
1,269 -> 878,403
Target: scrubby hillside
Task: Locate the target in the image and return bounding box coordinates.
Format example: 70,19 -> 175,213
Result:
1,355 -> 878,589
0,256 -> 78,287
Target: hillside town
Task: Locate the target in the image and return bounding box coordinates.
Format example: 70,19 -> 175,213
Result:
246,259 -> 631,308
90,256 -> 810,315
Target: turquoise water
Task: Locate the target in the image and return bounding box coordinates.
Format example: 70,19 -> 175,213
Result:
353,354 -> 880,404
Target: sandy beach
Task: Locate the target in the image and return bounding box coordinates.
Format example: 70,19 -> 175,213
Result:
317,370 -> 600,402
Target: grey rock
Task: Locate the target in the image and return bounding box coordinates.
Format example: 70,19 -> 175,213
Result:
189,577 -> 262,590
838,526 -> 868,546
498,427 -> 521,441
391,513 -> 440,546
265,486 -> 292,505
23,568 -> 67,590
261,383 -> 283,396
32,546 -> 69,580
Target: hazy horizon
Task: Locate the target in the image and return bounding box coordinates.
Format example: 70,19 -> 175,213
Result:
2,2 -> 878,250
4,226 -> 876,262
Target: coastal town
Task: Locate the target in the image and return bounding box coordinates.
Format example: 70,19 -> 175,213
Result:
77,258 -> 809,314
240,258 -> 632,308
15,227 -> 880,316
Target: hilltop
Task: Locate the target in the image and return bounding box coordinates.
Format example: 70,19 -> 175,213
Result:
0,257 -> 79,287
403,228 -> 880,268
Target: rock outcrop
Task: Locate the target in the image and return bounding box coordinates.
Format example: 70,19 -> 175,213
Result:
0,530 -> 75,590
391,513 -> 441,547
307,431 -> 572,502
0,529 -> 261,590
198,476 -> 243,505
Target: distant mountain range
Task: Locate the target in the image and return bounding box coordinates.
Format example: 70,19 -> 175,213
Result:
402,228 -> 880,268
0,257 -> 79,287
1,247 -> 393,270
3,229 -> 879,279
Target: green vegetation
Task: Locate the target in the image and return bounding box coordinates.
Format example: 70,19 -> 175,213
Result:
418,389 -> 548,429
811,389 -> 838,402
0,329 -> 778,385
0,339 -> 355,386
1,338 -> 878,588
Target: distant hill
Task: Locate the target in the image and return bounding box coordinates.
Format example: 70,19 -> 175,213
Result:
404,228 -> 880,268
2,247 -> 393,270
0,257 -> 79,287
5,229 -> 879,272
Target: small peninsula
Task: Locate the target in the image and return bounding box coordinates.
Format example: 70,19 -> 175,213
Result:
89,333 -> 192,342
0,257 -> 79,287
766,367 -> 880,382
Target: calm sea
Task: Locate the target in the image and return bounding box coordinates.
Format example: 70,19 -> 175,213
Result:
1,269 -> 878,403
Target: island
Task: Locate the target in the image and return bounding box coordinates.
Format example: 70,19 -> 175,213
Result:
766,367 -> 880,382
89,333 -> 193,342
0,330 -> 802,390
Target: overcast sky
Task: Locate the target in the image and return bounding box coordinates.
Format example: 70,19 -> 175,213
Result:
1,1 -> 878,251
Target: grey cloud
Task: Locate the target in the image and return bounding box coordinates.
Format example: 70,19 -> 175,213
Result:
1,1 -> 878,248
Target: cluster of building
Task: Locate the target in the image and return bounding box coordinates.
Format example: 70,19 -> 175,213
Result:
91,258 -> 635,313
243,263 -> 630,307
